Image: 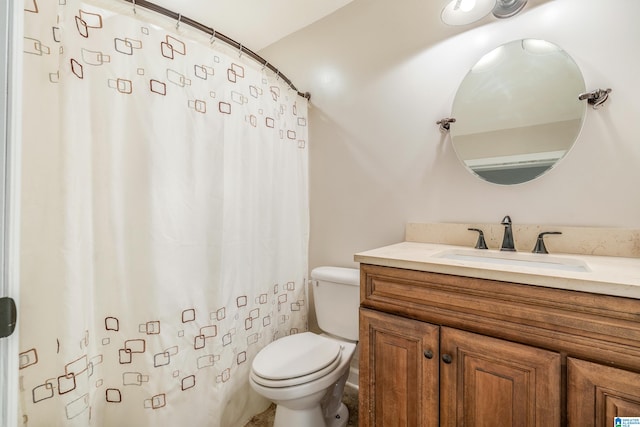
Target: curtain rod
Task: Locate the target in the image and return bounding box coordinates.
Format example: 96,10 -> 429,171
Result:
123,0 -> 311,100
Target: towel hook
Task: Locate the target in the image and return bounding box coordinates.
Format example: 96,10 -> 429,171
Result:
436,117 -> 456,133
578,88 -> 612,109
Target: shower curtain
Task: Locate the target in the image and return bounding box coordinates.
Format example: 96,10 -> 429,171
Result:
19,1 -> 309,426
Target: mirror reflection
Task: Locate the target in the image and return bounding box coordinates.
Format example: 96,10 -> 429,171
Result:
451,39 -> 586,185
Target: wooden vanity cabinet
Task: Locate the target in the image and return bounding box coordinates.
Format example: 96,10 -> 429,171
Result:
360,309 -> 560,427
359,309 -> 439,427
568,358 -> 640,426
439,325 -> 560,426
358,264 -> 640,427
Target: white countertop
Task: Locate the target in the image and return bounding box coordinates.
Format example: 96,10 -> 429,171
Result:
355,241 -> 640,299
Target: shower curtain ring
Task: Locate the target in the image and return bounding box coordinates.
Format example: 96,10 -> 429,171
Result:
132,0 -> 136,14
262,61 -> 269,71
238,44 -> 243,58
176,14 -> 182,30
210,30 -> 216,45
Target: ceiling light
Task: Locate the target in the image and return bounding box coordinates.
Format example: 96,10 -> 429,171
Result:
458,0 -> 477,12
441,0 -> 496,26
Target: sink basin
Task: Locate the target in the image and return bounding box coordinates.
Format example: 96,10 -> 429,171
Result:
434,249 -> 590,272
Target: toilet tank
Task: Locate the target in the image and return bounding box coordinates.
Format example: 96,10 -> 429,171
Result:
311,266 -> 360,341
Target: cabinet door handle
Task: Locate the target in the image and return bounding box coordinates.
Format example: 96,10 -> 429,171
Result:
424,350 -> 433,359
442,354 -> 453,364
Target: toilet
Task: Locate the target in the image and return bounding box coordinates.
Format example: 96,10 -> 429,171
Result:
249,266 -> 360,427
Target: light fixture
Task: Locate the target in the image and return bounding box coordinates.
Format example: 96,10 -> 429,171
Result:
441,0 -> 528,26
492,0 -> 528,19
441,0 -> 495,26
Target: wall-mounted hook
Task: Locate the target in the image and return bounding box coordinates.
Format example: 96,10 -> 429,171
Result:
437,117 -> 456,133
578,88 -> 612,109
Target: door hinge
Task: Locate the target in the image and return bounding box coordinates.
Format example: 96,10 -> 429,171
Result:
0,297 -> 17,338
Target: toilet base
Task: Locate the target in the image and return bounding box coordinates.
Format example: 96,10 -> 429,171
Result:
327,402 -> 349,427
273,402 -> 349,427
273,403 -> 324,427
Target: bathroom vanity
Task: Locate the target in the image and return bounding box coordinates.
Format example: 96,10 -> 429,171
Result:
355,240 -> 640,427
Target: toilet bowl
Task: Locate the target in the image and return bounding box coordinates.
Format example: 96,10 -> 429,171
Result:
250,332 -> 356,427
249,266 -> 360,427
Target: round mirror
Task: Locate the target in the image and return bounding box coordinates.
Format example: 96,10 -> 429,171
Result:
450,39 -> 586,185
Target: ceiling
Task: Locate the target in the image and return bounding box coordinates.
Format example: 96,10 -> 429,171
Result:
149,0 -> 355,51
145,0 -> 552,55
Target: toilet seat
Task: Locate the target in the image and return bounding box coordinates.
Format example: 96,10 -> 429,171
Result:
252,332 -> 343,388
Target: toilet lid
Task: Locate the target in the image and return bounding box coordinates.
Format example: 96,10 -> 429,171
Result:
252,332 -> 342,380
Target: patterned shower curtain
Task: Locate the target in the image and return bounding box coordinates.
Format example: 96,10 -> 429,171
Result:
19,1 -> 309,426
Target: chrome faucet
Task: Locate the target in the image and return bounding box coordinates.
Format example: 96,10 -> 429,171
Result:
500,215 -> 516,251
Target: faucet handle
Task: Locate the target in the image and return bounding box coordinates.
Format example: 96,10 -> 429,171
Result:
532,232 -> 562,254
468,228 -> 488,249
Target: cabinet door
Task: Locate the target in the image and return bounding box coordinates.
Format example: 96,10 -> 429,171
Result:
359,308 -> 440,427
568,358 -> 640,427
440,327 -> 561,427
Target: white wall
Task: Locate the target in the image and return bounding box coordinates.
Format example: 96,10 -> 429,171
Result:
261,0 -> 640,270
